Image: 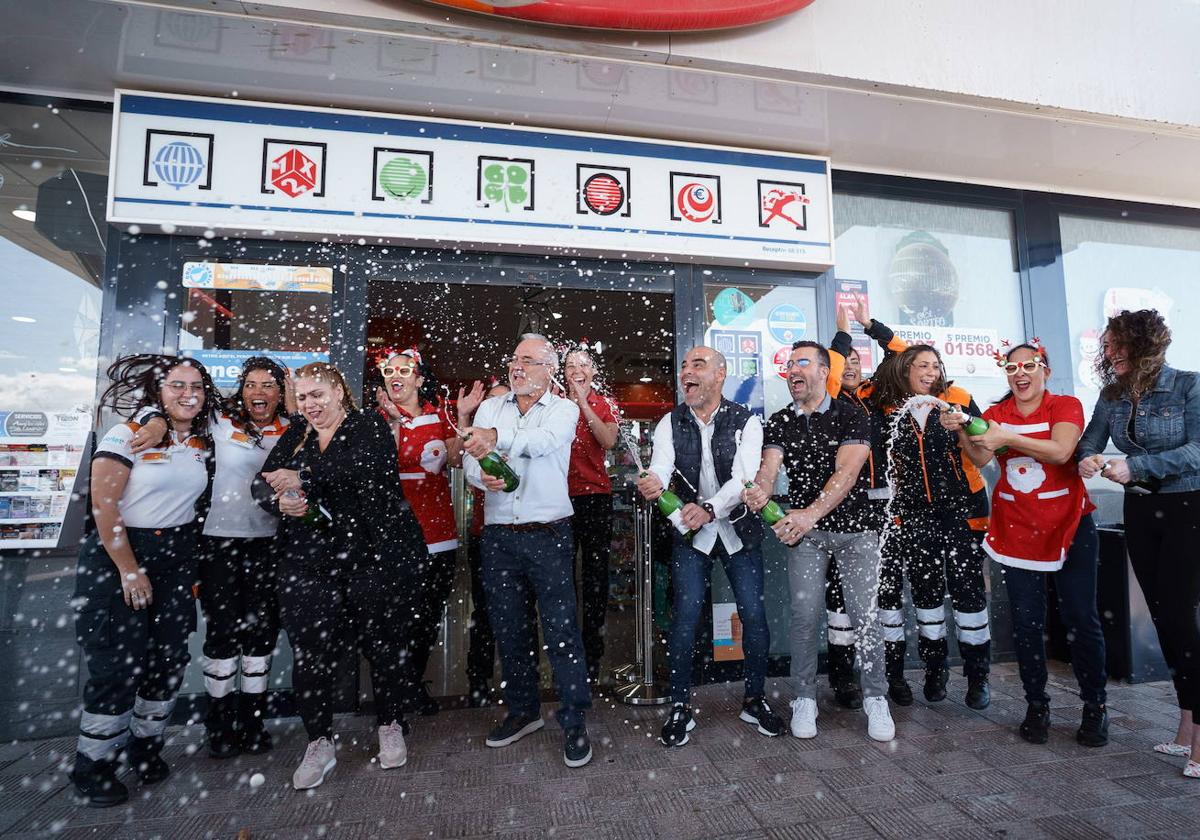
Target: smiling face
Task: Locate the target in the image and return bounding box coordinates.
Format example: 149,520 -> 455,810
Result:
679,347 -> 726,410
841,348 -> 863,390
507,338 -> 555,397
1101,332 -> 1131,377
382,353 -> 423,408
242,369 -> 282,424
564,351 -> 595,393
1005,347 -> 1049,402
160,363 -> 205,426
295,375 -> 346,430
907,350 -> 941,396
787,345 -> 828,405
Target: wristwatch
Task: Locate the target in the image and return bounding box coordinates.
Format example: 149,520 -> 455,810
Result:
700,502 -> 716,523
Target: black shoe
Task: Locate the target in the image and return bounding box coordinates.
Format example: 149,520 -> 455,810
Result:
206,694 -> 240,759
923,666 -> 948,703
414,683 -> 440,717
239,693 -> 273,755
468,680 -> 493,709
1076,703 -> 1109,747
70,754 -> 128,808
485,713 -> 545,748
888,677 -> 914,707
660,703 -> 696,747
832,680 -> 864,710
739,697 -> 785,737
126,737 -> 170,784
1019,701 -> 1050,744
564,725 -> 592,768
965,677 -> 991,710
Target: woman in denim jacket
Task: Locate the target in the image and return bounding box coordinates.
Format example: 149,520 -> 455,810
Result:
1078,309 -> 1200,779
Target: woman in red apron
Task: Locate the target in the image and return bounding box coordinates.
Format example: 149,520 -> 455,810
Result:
942,342 -> 1108,747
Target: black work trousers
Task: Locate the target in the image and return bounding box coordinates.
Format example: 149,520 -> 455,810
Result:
466,535 -> 496,685
405,548 -> 457,695
571,492 -> 614,673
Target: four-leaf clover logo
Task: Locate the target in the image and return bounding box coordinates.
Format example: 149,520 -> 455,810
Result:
482,161 -> 531,211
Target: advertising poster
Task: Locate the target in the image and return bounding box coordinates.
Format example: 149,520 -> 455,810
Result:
834,278 -> 874,373
891,325 -> 1004,379
712,602 -> 744,662
184,349 -> 330,390
0,410 -> 91,550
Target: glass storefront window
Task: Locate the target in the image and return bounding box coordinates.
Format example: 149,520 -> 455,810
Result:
833,193 -> 1024,405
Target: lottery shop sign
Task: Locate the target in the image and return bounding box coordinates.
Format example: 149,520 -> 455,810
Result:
108,91 -> 833,270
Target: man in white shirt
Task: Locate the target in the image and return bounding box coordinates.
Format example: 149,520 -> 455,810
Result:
636,346 -> 785,747
461,334 -> 593,768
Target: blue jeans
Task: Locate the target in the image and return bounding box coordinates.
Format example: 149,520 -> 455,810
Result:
1002,515 -> 1107,706
668,540 -> 769,705
481,521 -> 592,729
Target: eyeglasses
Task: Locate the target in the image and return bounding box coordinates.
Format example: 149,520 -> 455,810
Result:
243,381 -> 279,391
164,380 -> 204,394
1001,360 -> 1045,375
504,356 -> 551,369
784,359 -> 817,370
379,365 -> 415,378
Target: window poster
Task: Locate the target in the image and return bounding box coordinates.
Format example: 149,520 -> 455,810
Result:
0,410 -> 91,549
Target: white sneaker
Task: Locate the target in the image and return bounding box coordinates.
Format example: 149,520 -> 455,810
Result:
789,697 -> 818,739
864,696 -> 895,742
378,722 -> 407,770
292,737 -> 337,790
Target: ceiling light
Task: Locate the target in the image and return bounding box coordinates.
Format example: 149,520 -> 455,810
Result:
59,366 -> 78,373
12,209 -> 36,222
11,315 -> 36,323
639,375 -> 652,383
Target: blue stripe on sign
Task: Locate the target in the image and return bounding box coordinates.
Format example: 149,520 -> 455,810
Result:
113,196 -> 831,248
120,95 -> 829,175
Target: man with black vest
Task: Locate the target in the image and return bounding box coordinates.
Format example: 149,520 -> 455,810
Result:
637,346 -> 785,747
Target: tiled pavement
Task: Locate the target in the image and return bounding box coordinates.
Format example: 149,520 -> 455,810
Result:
0,662 -> 1196,839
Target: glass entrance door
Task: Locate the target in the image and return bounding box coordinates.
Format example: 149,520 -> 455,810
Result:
349,252 -> 677,699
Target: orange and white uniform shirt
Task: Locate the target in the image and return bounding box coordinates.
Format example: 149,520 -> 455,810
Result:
94,420 -> 210,529
389,402 -> 458,555
981,392 -> 1095,571
205,413 -> 289,539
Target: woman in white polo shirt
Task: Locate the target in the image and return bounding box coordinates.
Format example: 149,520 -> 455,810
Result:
133,357 -> 292,758
69,355 -> 220,808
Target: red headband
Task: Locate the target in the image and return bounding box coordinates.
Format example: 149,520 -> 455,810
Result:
375,346 -> 423,367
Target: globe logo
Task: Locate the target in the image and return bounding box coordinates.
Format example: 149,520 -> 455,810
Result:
378,156 -> 428,201
152,141 -> 206,189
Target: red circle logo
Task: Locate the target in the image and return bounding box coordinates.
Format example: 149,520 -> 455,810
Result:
677,183 -> 715,223
582,173 -> 625,215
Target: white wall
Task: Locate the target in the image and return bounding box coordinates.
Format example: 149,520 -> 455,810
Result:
221,0 -> 1200,128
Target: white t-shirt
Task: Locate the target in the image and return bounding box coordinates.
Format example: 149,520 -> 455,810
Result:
205,413 -> 289,538
94,421 -> 211,529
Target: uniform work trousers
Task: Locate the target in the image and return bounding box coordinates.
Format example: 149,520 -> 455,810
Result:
277,561 -> 410,740
481,521 -> 592,729
787,530 -> 887,700
668,540 -> 769,705
1125,491 -> 1200,713
571,492 -> 614,674
406,548 -> 457,692
887,510 -> 991,679
198,535 -> 279,698
74,525 -> 200,761
1002,515 -> 1107,706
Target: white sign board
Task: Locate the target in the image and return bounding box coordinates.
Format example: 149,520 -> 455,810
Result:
108,91 -> 834,270
891,325 -> 1004,379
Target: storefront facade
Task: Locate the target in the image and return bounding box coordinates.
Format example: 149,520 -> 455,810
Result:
1,0 -> 1198,739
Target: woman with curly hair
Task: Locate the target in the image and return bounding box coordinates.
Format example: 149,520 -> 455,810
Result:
1079,309 -> 1200,778
69,355 -> 220,807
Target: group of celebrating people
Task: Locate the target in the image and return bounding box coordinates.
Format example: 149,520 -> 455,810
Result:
66,301 -> 1200,808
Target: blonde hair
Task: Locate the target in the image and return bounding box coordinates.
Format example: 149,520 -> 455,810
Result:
294,362 -> 357,411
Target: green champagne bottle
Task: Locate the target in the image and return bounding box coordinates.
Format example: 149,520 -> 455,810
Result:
640,472 -> 693,537
744,482 -> 786,525
465,433 -> 520,492
283,489 -> 331,528
959,412 -> 1008,455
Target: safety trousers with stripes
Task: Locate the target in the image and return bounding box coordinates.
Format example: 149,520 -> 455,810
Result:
198,535 -> 279,699
878,509 -> 991,679
73,525 -> 200,761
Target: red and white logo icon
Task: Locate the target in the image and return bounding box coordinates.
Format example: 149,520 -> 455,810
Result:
576,164 -> 631,217
261,140 -> 326,198
758,180 -> 811,230
670,172 -> 721,224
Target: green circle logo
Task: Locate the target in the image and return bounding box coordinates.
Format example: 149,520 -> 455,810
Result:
378,157 -> 427,200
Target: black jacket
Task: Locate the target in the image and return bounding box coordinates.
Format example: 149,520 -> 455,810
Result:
254,409 -> 425,571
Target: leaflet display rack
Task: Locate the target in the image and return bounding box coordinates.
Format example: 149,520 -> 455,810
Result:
0,412 -> 91,550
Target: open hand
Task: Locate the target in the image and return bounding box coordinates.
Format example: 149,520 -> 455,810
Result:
120,567 -> 153,611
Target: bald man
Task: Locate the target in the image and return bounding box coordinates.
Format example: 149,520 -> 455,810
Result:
637,346 -> 784,747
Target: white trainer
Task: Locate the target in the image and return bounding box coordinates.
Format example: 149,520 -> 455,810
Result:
292,737 -> 337,790
864,696 -> 895,742
378,722 -> 407,770
789,697 -> 818,739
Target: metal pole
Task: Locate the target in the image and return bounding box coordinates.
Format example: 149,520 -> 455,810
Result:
616,494 -> 669,705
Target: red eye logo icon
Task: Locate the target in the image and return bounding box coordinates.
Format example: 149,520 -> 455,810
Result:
676,182 -> 715,223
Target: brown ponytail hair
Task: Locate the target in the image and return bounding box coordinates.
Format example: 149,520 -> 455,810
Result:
293,362 -> 357,411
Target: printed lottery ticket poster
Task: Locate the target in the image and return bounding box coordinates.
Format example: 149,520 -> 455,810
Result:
712,602 -> 744,662
0,411 -> 91,549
